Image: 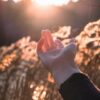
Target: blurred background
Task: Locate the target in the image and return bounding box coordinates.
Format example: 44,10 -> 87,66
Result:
0,1 -> 100,100
0,0 -> 100,46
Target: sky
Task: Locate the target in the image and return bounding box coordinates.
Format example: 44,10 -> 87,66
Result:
0,0 -> 100,46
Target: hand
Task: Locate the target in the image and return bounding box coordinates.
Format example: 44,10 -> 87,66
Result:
37,30 -> 80,86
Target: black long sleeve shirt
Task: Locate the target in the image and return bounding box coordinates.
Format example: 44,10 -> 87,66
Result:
59,73 -> 100,100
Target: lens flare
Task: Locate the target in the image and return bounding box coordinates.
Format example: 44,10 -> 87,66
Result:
35,0 -> 70,6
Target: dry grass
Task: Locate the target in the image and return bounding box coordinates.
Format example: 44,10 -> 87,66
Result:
0,20 -> 99,100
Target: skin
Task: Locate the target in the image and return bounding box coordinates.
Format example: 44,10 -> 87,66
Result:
37,29 -> 80,87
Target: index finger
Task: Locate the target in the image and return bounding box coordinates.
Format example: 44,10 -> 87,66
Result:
41,30 -> 55,48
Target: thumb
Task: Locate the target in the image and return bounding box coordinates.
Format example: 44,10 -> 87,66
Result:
68,43 -> 77,55
64,42 -> 77,58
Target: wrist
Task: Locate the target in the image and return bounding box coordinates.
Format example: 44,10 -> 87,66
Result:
52,64 -> 81,88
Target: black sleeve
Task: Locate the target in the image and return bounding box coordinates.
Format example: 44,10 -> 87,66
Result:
59,73 -> 100,100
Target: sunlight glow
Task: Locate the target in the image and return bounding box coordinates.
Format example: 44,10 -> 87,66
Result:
2,0 -> 8,2
72,0 -> 79,3
2,0 -> 79,5
35,0 -> 70,6
13,0 -> 21,3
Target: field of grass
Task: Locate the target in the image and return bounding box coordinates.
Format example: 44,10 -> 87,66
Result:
0,19 -> 99,100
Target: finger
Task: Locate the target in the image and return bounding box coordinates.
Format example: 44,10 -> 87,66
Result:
44,37 -> 50,51
41,30 -> 50,51
37,37 -> 44,53
54,39 -> 64,49
42,30 -> 51,51
69,38 -> 76,44
41,30 -> 55,48
65,42 -> 77,56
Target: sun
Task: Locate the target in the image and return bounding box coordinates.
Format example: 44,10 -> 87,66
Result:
35,0 -> 70,6
13,0 -> 21,3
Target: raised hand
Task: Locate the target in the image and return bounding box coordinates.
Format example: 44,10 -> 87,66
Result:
37,29 -> 80,86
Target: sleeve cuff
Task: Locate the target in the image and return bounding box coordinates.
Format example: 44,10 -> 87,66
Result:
59,73 -> 100,100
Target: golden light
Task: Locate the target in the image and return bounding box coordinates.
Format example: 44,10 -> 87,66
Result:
13,0 -> 21,3
35,0 -> 70,6
72,0 -> 79,3
2,0 -> 8,2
